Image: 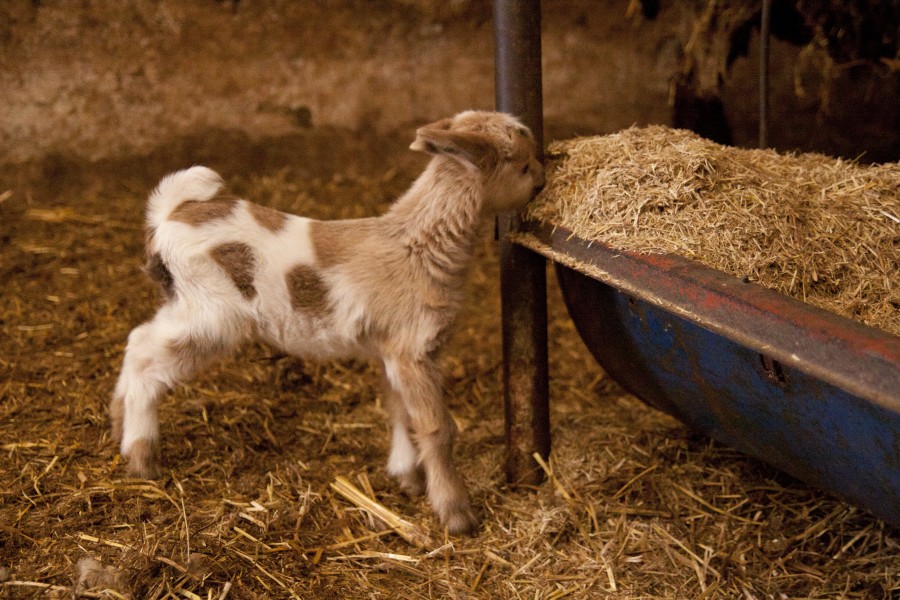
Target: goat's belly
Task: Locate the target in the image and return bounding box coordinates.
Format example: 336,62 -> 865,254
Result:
258,315 -> 368,362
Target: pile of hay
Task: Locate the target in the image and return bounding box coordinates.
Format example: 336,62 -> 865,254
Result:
521,126 -> 900,336
2,130 -> 899,599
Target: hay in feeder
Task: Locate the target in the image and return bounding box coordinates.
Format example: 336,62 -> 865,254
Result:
521,126 -> 900,336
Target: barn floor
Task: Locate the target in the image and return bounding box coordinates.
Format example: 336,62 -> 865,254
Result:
1,129 -> 897,599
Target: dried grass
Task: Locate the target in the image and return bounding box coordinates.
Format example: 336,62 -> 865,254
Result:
1,130 -> 898,598
522,126 -> 900,336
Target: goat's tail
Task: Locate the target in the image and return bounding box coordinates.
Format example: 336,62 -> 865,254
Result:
146,166 -> 224,229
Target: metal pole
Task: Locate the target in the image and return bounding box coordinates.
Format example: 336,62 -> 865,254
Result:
493,0 -> 550,486
759,0 -> 772,148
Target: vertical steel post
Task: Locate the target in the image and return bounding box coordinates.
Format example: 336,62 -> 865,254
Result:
759,0 -> 772,149
493,0 -> 550,486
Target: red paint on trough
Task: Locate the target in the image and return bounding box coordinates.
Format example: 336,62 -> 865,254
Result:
636,250 -> 898,359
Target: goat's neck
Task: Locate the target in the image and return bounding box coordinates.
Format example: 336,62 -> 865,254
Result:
388,159 -> 484,284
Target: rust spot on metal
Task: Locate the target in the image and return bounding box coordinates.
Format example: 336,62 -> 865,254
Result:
759,354 -> 789,386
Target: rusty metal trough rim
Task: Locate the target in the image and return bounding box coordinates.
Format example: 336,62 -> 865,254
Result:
516,220 -> 900,412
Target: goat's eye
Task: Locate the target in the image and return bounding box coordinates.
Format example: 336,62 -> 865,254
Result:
521,163 -> 529,174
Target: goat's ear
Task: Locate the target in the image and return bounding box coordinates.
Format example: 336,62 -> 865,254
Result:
410,122 -> 497,168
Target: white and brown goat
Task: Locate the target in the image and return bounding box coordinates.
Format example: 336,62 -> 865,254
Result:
110,110 -> 544,534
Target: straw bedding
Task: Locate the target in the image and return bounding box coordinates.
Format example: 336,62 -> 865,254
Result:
520,126 -> 900,337
1,131 -> 898,598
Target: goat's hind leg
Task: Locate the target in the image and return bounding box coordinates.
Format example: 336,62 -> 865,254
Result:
111,320 -> 171,478
111,307 -> 235,478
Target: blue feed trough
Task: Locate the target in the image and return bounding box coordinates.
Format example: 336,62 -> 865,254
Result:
518,221 -> 900,527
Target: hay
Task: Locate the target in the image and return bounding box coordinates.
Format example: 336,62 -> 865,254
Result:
521,126 -> 900,336
1,130 -> 899,598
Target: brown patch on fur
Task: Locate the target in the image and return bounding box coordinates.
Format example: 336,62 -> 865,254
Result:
144,225 -> 176,299
144,252 -> 175,299
210,242 -> 257,299
309,220 -> 349,268
285,264 -> 331,317
248,202 -> 288,232
169,192 -> 238,226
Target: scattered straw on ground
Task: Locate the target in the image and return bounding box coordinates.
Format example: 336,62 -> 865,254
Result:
522,126 -> 900,336
1,130 -> 898,598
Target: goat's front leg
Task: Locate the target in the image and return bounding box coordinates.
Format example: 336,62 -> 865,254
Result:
381,364 -> 426,496
382,355 -> 477,535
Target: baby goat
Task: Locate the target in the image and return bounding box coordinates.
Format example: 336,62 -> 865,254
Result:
110,111 -> 544,534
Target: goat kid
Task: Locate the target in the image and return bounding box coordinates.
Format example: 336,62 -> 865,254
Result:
110,111 -> 544,534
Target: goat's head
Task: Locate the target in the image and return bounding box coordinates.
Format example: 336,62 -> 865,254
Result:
410,111 -> 544,213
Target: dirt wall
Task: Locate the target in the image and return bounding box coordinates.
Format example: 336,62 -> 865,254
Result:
0,0 -> 670,163
1,0 -> 896,167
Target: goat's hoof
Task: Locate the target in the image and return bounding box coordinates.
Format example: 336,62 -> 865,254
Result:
124,439 -> 161,479
394,469 -> 426,497
441,506 -> 479,536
